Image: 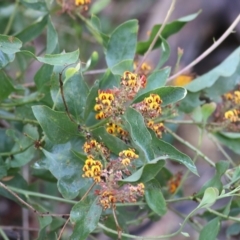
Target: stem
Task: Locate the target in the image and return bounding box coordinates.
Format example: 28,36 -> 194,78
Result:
165,126 -> 215,167
98,207 -> 199,239
84,69 -> 107,75
8,186 -> 78,204
208,133 -> 236,167
0,143 -> 34,157
0,226 -> 39,232
57,217 -> 70,240
0,115 -> 39,125
136,0 -> 176,73
3,0 -> 19,35
168,14 -> 240,82
0,228 -> 9,240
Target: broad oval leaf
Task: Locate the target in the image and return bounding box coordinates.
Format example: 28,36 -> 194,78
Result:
136,67 -> 170,97
198,187 -> 219,209
145,179 -> 167,216
121,158 -> 166,183
106,20 -> 138,68
70,198 -> 102,240
0,34 -> 22,54
124,108 -> 154,162
15,15 -> 48,44
133,86 -> 187,106
32,105 -> 78,144
37,49 -> 79,66
198,217 -> 220,240
42,142 -> 89,199
151,135 -> 198,175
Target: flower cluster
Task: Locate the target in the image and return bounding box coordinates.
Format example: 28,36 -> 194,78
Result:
88,148 -> 144,210
224,90 -> 240,104
106,122 -> 128,140
75,0 -> 91,6
83,139 -> 109,158
82,155 -> 102,182
134,62 -> 152,75
57,0 -> 91,13
224,109 -> 240,122
120,71 -> 147,99
133,93 -> 165,137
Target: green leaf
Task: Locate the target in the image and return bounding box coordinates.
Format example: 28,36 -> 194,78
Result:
124,108 -> 154,162
198,217 -> 220,240
84,80 -> 99,121
34,204 -> 52,240
15,15 -> 48,44
227,223 -> 240,237
51,72 -> 89,121
0,70 -> 14,101
106,20 -> 138,68
214,132 -> 240,155
99,69 -> 119,89
91,126 -> 129,155
137,11 -> 200,55
145,179 -> 167,216
201,102 -> 216,123
90,0 -> 110,14
46,16 -> 59,54
10,124 -> 39,168
151,136 -> 198,175
156,37 -> 171,69
0,51 -> 15,68
136,67 -> 170,97
198,187 -> 219,209
0,34 -> 22,54
0,34 -> 22,68
0,174 -> 28,204
34,64 -> 54,106
121,158 -> 166,183
42,142 -> 89,199
179,91 -> 203,113
81,51 -> 99,72
0,158 -> 8,180
20,0 -> 48,12
186,47 -> 240,93
133,86 -> 187,106
197,161 -> 229,196
32,105 -> 78,144
70,198 -> 102,240
111,59 -> 133,75
90,15 -> 109,48
37,49 -> 79,66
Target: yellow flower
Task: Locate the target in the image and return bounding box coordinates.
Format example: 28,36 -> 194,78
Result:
224,110 -> 239,122
173,75 -> 193,86
119,149 -> 138,159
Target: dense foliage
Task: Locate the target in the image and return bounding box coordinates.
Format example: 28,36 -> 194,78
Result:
1,1 -> 240,240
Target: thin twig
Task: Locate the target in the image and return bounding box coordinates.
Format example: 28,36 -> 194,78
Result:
0,226 -> 39,232
57,217 -> 70,240
165,126 -> 215,167
136,0 -> 176,73
0,182 -> 70,218
58,71 -> 76,123
208,133 -> 236,167
80,182 -> 96,201
84,69 -> 107,75
112,206 -> 122,240
168,14 -> 240,82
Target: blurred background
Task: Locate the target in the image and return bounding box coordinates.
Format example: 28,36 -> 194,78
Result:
0,0 -> 240,239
